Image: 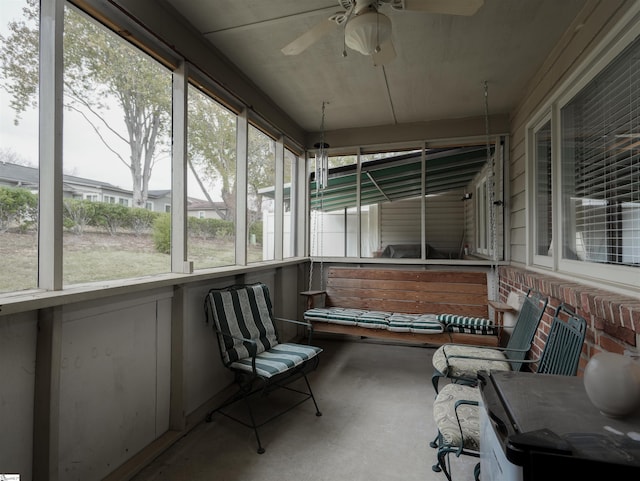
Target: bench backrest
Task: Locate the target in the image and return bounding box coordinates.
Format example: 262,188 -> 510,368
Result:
324,267 -> 489,319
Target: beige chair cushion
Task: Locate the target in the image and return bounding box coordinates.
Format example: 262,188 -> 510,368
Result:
433,383 -> 481,450
432,344 -> 512,379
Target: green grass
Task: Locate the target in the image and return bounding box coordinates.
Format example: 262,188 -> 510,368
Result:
0,231 -> 264,293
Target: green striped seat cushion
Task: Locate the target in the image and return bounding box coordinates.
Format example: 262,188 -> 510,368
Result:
388,313 -> 443,333
326,308 -> 367,325
208,283 -> 278,365
437,314 -> 497,335
228,342 -> 322,378
357,311 -> 392,329
303,307 -> 333,322
410,314 -> 444,334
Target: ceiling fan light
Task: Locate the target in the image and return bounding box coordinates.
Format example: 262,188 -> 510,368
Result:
345,11 -> 392,56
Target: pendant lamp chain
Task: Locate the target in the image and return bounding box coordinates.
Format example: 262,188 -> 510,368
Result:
483,80 -> 498,301
308,102 -> 328,292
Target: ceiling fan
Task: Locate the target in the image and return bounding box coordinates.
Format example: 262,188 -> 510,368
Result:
282,0 -> 483,66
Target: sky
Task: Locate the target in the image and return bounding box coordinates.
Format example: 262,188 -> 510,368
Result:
0,0 -> 177,193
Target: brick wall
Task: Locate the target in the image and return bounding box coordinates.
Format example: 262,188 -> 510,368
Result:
498,266 -> 640,376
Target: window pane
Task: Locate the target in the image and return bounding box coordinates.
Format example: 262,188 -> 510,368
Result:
283,148 -> 295,258
62,6 -> 172,285
248,125 -> 275,262
187,85 -> 236,269
535,120 -> 552,256
0,0 -> 39,293
561,36 -> 640,267
310,152 -> 356,257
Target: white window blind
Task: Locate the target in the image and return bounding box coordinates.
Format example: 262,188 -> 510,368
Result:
561,35 -> 640,267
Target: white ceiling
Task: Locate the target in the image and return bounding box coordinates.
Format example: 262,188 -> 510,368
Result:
162,0 -> 588,136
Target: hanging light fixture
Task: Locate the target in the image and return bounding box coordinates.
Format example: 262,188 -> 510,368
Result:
345,10 -> 392,55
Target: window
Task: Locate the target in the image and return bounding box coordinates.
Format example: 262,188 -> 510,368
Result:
145,201 -> 153,210
248,125 -> 275,262
164,204 -> 171,213
84,193 -> 99,201
186,84 -> 236,269
534,119 -> 553,259
0,0 -> 39,294
561,35 -> 640,270
62,5 -> 172,285
283,148 -> 296,258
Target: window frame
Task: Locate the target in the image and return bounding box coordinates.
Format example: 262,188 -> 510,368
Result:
526,14 -> 640,289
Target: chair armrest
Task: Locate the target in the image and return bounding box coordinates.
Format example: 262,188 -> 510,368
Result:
273,316 -> 315,344
273,316 -> 313,328
299,290 -> 326,310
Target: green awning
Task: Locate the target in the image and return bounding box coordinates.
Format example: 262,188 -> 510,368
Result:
309,146 -> 491,211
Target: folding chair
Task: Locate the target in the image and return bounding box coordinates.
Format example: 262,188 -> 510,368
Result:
204,282 -> 323,454
431,303 -> 587,481
431,289 -> 548,393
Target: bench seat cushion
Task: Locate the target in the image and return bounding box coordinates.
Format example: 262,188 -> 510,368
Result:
357,311 -> 392,329
387,313 -> 444,333
437,314 -> 497,335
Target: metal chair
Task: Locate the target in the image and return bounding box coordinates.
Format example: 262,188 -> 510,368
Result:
431,289 -> 548,393
204,282 -> 322,454
431,303 -> 587,481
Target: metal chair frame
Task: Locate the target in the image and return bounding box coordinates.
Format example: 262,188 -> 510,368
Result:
204,283 -> 322,454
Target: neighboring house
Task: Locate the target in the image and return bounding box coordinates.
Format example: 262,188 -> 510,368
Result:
0,161 -> 174,211
186,198 -> 228,219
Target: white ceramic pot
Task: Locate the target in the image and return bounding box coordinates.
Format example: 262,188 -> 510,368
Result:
583,352 -> 640,418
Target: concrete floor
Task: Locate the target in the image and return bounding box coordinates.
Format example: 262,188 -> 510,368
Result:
131,337 -> 480,481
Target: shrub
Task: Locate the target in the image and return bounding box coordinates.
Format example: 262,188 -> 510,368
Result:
0,186 -> 38,232
63,199 -> 98,234
152,213 -> 171,254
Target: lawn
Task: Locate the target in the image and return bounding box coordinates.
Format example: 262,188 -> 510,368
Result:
0,230 -> 263,293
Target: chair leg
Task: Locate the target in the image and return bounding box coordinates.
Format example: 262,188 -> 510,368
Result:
429,432 -> 439,449
242,394 -> 265,454
431,371 -> 442,394
434,448 -> 453,481
303,373 -> 322,417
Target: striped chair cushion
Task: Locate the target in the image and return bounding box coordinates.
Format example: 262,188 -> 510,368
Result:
433,383 -> 481,450
208,283 -> 278,365
228,343 -> 322,378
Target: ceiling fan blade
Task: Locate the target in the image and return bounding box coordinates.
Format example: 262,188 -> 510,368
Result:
281,18 -> 338,55
372,39 -> 396,67
400,0 -> 483,16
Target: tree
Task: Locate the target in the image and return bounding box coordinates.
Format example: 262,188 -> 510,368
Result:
0,1 -> 171,207
187,87 -> 237,221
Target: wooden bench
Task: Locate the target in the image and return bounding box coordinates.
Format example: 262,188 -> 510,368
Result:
301,267 -> 499,347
